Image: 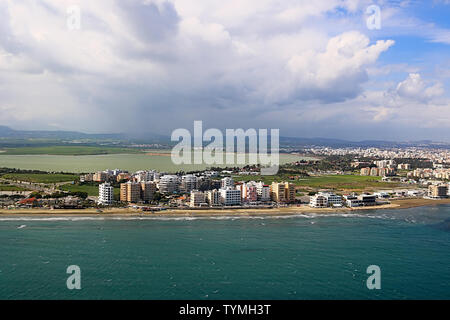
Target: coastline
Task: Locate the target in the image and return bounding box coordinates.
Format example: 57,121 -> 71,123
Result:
0,198 -> 449,218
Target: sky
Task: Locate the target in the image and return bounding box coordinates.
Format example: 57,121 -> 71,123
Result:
1,0 -> 450,141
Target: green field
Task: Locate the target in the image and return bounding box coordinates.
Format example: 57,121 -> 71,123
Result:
234,174 -> 399,192
60,183 -> 120,198
1,173 -> 79,183
0,146 -> 142,156
60,184 -> 99,196
0,185 -> 30,191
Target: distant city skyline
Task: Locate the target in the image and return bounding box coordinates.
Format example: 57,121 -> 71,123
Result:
1,1 -> 450,141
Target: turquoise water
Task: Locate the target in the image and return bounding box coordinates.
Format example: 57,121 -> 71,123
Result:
0,205 -> 449,300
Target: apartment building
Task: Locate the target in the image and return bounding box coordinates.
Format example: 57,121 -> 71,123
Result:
220,188 -> 241,206
190,191 -> 207,207
221,177 -> 234,189
158,175 -> 180,194
206,189 -> 221,206
237,182 -> 258,203
370,167 -> 379,176
256,182 -> 271,202
120,181 -> 141,203
80,173 -> 93,182
361,167 -> 395,177
374,159 -> 396,168
116,173 -> 130,183
428,184 -> 449,199
98,183 -> 114,205
197,176 -> 211,191
141,181 -> 156,202
181,175 -> 198,193
284,182 -> 295,203
133,170 -> 155,183
270,182 -> 285,203
93,171 -> 108,182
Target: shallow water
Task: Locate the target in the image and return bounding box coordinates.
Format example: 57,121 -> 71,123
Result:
0,153 -> 310,173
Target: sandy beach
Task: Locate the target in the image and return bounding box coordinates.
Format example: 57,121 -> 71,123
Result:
1,198 -> 449,218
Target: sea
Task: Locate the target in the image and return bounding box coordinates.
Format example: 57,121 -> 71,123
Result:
0,205 -> 449,300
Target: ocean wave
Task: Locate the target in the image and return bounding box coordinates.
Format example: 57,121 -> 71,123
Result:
0,212 -> 402,222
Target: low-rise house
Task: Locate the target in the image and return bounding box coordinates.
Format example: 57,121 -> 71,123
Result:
310,192 -> 342,207
309,194 -> 328,208
343,195 -> 362,207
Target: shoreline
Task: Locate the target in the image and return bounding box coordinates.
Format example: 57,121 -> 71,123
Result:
0,198 -> 449,218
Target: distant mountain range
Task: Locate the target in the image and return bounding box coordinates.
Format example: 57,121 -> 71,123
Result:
0,125 -> 448,148
0,126 -> 168,144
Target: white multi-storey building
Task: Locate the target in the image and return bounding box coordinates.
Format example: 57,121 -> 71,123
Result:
158,175 -> 180,194
206,189 -> 221,206
343,195 -> 362,207
256,182 -> 271,202
309,194 -> 328,208
204,171 -> 219,178
134,170 -> 156,182
98,183 -> 114,205
374,159 -> 396,168
309,192 -> 343,207
190,191 -> 206,207
181,175 -> 198,193
221,177 -> 234,189
320,192 -> 343,207
220,187 -> 241,206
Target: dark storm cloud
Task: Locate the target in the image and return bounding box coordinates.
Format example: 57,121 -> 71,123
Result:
0,0 -> 449,141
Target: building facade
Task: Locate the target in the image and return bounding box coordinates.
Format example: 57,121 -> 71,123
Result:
141,181 -> 156,203
221,177 -> 234,189
270,182 -> 286,203
428,185 -> 449,199
190,191 -> 207,207
120,182 -> 141,203
98,183 -> 114,205
220,188 -> 241,206
309,194 -> 328,208
206,189 -> 221,206
158,175 -> 180,194
284,182 -> 295,203
181,175 -> 198,193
